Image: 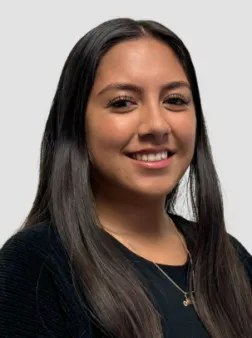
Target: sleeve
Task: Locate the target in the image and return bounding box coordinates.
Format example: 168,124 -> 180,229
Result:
0,233 -> 69,338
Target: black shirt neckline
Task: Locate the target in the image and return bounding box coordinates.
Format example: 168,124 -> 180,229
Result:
104,212 -> 191,270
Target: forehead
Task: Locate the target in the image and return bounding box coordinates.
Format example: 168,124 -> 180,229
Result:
93,38 -> 188,90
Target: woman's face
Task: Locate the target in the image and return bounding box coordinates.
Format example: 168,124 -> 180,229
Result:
85,37 -> 196,198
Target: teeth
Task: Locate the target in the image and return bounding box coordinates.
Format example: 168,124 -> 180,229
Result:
133,151 -> 168,162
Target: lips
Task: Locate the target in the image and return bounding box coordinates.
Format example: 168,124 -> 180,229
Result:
132,151 -> 168,162
125,150 -> 174,168
126,149 -> 175,159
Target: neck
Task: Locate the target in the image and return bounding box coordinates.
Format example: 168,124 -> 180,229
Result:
94,188 -> 174,242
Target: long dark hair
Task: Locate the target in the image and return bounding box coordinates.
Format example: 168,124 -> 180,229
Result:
21,18 -> 252,337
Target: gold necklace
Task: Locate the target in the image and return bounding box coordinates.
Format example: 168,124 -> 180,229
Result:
120,220 -> 195,307
152,225 -> 195,307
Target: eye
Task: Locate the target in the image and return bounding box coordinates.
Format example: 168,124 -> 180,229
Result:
163,94 -> 191,110
106,95 -> 137,110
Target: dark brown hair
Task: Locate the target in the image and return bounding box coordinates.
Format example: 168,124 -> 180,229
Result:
22,18 -> 252,337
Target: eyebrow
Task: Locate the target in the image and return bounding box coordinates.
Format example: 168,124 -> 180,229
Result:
97,81 -> 191,96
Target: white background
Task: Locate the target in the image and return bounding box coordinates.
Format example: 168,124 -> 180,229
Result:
0,1 -> 251,251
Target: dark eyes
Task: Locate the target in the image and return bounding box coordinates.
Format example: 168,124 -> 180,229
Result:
107,96 -> 135,109
167,96 -> 190,106
106,94 -> 191,111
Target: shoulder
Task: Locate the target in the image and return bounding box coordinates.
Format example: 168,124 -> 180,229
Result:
0,222 -> 74,299
170,213 -> 252,279
1,223 -> 54,280
228,233 -> 251,257
0,222 -> 70,276
1,222 -> 61,257
228,233 -> 252,279
0,223 -> 68,283
0,223 -> 89,337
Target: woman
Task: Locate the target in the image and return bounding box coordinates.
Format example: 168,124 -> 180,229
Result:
0,18 -> 252,338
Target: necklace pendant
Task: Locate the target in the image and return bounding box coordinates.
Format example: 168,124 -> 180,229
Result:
183,293 -> 192,306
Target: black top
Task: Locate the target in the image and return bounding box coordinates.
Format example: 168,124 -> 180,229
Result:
0,214 -> 251,337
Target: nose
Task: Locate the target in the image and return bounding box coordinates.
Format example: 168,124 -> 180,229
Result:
138,104 -> 171,143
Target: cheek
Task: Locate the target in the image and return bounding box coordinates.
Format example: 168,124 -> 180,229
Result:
171,113 -> 196,161
86,123 -> 132,186
85,114 -> 134,166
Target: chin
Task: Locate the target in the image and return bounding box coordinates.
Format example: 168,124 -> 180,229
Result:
128,182 -> 176,200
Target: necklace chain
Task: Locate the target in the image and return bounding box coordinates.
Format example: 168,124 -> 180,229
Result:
121,220 -> 195,307
153,224 -> 195,306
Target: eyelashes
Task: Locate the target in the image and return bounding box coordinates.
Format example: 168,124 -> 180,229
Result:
165,93 -> 191,106
106,95 -> 136,109
106,94 -> 191,111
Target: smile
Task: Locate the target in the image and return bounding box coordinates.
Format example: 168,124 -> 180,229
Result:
132,151 -> 168,162
126,151 -> 174,169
